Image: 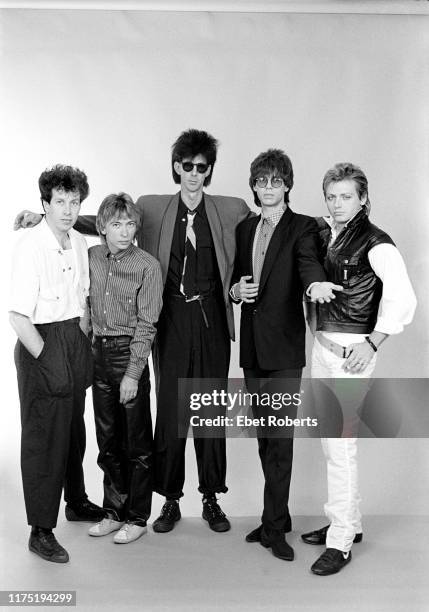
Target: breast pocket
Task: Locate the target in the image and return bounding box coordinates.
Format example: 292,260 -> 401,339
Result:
118,294 -> 137,328
340,256 -> 359,287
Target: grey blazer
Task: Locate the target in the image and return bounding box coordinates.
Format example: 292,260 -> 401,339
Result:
135,192 -> 251,340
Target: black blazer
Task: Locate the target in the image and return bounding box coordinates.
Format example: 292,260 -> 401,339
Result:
233,207 -> 326,370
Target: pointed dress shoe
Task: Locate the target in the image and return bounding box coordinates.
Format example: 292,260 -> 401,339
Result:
260,529 -> 294,561
153,500 -> 181,533
246,523 -> 291,543
202,495 -> 231,532
65,498 -> 106,522
301,524 -> 363,545
29,528 -> 69,563
311,548 -> 352,575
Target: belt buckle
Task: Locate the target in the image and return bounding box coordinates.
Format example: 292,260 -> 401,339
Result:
185,294 -> 201,303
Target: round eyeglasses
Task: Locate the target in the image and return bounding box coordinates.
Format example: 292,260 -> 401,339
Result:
254,176 -> 284,188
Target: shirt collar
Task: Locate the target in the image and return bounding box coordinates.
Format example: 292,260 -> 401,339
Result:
39,217 -> 75,250
179,195 -> 205,217
324,207 -> 367,236
102,242 -> 136,261
261,204 -> 286,228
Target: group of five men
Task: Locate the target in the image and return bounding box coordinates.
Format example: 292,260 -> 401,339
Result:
10,129 -> 416,576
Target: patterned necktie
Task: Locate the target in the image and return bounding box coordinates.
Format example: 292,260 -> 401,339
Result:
180,209 -> 198,299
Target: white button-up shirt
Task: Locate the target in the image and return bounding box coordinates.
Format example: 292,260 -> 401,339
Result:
10,218 -> 89,324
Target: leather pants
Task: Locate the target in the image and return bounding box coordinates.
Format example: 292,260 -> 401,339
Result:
92,336 -> 152,525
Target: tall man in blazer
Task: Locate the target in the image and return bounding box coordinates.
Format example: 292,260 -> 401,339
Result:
14,129 -> 252,532
231,149 -> 341,561
136,129 -> 251,532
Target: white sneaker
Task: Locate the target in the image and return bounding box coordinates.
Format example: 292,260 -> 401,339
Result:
88,517 -> 124,537
113,523 -> 147,544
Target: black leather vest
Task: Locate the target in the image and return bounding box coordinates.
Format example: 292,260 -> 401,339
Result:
316,208 -> 394,333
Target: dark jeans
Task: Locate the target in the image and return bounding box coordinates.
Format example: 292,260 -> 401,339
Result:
15,318 -> 93,529
153,293 -> 230,499
92,336 -> 152,525
244,367 -> 302,535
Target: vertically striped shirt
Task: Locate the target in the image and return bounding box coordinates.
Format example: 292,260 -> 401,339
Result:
88,243 -> 163,380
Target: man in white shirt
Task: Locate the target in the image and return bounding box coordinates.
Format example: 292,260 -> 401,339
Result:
301,162 -> 417,575
9,165 -> 104,564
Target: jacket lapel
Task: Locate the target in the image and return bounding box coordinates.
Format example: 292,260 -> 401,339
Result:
158,193 -> 180,285
248,216 -> 260,278
258,207 -> 293,295
205,195 -> 227,286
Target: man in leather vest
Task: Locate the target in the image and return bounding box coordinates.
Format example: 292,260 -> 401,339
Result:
301,162 -> 417,576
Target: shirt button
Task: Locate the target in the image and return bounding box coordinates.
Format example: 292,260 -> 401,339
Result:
109,272 -> 112,276
106,292 -> 109,295
103,310 -> 106,314
63,269 -> 66,272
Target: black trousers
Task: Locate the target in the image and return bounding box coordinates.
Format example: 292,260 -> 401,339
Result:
244,366 -> 302,535
92,336 -> 153,525
153,294 -> 230,499
14,318 -> 92,529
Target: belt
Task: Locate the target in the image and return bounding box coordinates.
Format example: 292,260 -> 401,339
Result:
164,292 -> 210,328
316,332 -> 347,358
93,335 -> 132,348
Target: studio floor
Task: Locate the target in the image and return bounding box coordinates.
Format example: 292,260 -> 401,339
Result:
1,509 -> 428,612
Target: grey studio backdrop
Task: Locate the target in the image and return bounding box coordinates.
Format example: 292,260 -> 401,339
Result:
1,3 -> 428,525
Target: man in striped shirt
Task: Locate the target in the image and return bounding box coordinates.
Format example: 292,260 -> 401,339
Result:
86,193 -> 163,544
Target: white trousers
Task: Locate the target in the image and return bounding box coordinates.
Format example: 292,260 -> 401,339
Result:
311,335 -> 377,553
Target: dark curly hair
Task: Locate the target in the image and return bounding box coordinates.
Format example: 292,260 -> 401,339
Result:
249,149 -> 294,207
171,129 -> 218,187
39,164 -> 89,204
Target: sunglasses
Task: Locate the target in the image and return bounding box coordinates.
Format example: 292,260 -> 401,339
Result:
254,176 -> 284,188
181,161 -> 209,173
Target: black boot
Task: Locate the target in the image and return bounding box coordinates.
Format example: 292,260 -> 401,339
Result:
202,494 -> 230,533
65,498 -> 105,522
29,527 -> 69,563
152,500 -> 181,533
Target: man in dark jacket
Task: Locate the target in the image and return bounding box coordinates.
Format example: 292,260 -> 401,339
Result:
231,149 -> 341,561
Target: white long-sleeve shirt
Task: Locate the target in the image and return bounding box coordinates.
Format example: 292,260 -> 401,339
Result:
323,217 -> 417,343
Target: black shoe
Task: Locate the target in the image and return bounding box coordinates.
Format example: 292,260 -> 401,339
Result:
153,500 -> 181,533
301,524 -> 363,545
65,499 -> 105,522
246,522 -> 291,543
202,495 -> 231,533
260,529 -> 294,561
311,548 -> 352,575
29,529 -> 69,564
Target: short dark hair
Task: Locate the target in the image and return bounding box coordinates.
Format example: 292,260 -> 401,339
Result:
39,164 -> 89,203
249,149 -> 294,207
322,162 -> 370,212
96,193 -> 140,239
171,129 -> 218,186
